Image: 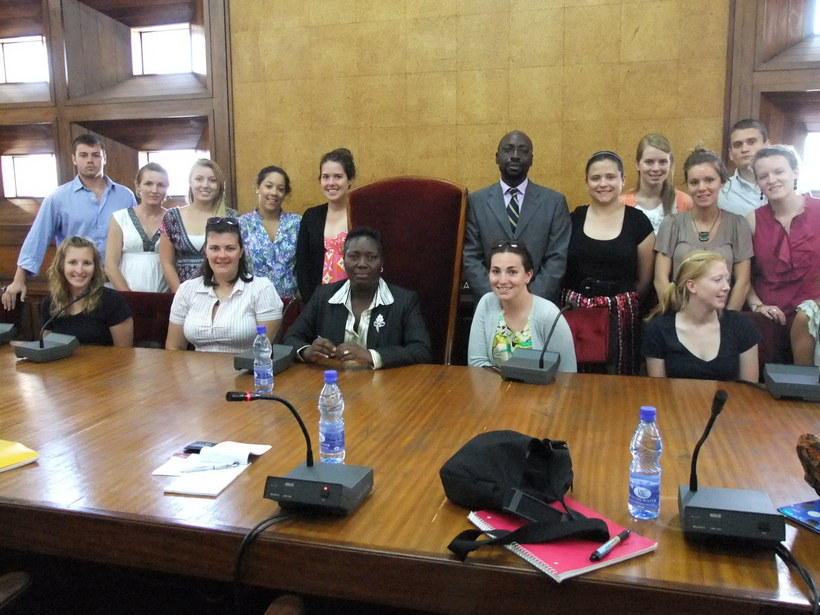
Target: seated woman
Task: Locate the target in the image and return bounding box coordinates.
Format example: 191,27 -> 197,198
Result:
654,148 -> 752,311
563,151 -> 654,375
284,226 -> 431,369
746,145 -> 820,327
160,159 -> 238,292
643,250 -> 761,381
165,217 -> 283,353
41,236 -> 133,347
239,165 -> 301,302
620,134 -> 692,233
105,162 -> 170,292
469,240 -> 576,371
295,148 -> 355,302
792,298 -> 819,366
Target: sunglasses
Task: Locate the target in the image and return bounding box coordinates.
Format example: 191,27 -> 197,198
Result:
207,216 -> 239,226
493,241 -> 521,249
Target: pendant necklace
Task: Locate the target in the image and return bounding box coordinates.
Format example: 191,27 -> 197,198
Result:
692,210 -> 721,242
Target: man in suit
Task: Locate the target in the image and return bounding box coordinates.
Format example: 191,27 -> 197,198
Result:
463,130 -> 571,304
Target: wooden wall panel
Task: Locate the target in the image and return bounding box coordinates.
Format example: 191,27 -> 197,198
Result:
758,0 -> 812,64
0,0 -> 43,37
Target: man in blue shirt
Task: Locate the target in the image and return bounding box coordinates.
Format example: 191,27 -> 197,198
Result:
1,134 -> 136,310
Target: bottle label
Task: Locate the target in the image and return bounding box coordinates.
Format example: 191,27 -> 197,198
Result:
254,366 -> 273,390
628,473 -> 660,508
319,428 -> 345,454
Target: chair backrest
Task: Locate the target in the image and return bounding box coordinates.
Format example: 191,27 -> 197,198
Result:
119,291 -> 174,348
273,297 -> 303,344
349,176 -> 467,365
564,307 -> 610,365
744,310 -> 791,377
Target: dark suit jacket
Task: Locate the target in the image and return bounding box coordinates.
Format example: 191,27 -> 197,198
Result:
295,203 -> 328,303
462,180 -> 571,303
283,280 -> 432,369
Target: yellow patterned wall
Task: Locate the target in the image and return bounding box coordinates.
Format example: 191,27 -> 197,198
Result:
230,0 -> 729,213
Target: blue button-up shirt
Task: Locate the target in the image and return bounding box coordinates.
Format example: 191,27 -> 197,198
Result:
17,175 -> 136,275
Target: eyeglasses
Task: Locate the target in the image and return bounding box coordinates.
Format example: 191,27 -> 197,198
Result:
207,217 -> 239,226
500,145 -> 531,156
494,241 -> 521,249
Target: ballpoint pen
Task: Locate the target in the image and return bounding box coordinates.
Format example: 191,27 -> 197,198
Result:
589,529 -> 631,561
180,462 -> 240,473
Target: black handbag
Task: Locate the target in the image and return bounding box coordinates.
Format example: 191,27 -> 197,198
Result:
440,430 -> 608,560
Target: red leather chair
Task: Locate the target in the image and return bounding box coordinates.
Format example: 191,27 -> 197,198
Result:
349,176 -> 467,365
564,307 -> 611,370
744,310 -> 791,377
273,297 -> 303,344
119,291 -> 174,348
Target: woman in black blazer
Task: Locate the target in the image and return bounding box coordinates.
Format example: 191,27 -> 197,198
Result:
285,226 -> 432,369
295,148 -> 356,302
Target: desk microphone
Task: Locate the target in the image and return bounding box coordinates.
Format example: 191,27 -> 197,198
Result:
225,391 -> 373,515
499,299 -> 577,385
678,389 -> 785,545
14,289 -> 87,362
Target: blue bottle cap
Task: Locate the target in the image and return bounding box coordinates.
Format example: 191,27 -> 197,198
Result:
324,370 -> 338,384
256,325 -> 266,334
639,406 -> 656,421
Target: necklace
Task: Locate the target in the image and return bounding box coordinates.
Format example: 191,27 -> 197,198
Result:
691,210 -> 721,242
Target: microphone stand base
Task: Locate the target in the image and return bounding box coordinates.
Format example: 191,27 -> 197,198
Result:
14,334 -> 79,363
264,462 -> 374,515
499,350 -> 561,385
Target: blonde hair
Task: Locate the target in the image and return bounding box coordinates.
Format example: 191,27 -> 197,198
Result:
647,250 -> 727,320
47,236 -> 106,315
187,158 -> 227,216
634,134 -> 677,215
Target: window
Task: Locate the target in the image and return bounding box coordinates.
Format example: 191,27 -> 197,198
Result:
815,1 -> 820,34
131,24 -> 192,75
1,154 -> 58,198
803,133 -> 820,192
138,149 -> 208,197
0,36 -> 49,84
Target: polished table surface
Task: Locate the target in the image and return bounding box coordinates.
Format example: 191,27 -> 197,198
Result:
1,345 -> 819,614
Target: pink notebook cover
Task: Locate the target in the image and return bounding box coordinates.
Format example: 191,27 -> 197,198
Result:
468,496 -> 657,582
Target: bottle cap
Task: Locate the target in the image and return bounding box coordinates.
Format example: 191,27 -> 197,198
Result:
639,406 -> 656,422
324,370 -> 338,384
256,325 -> 266,334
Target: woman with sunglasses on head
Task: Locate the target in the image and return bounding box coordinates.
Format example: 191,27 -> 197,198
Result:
105,162 -> 170,292
563,151 -> 654,375
746,145 -> 820,327
285,226 -> 431,369
239,165 -> 301,302
165,217 -> 282,353
654,148 -> 752,312
620,134 -> 692,233
468,240 -> 576,371
295,148 -> 355,303
159,159 -> 237,293
643,250 -> 760,381
42,236 -> 133,347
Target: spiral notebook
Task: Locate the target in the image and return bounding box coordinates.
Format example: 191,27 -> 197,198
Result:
468,496 -> 657,582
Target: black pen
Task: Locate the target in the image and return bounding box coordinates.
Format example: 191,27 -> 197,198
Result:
589,529 -> 631,561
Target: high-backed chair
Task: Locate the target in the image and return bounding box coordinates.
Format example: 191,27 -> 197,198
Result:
119,291 -> 175,348
349,177 -> 467,365
273,297 -> 303,344
744,310 -> 791,378
564,307 -> 611,371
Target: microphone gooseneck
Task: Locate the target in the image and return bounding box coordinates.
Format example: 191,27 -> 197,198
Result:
39,287 -> 91,348
688,389 -> 729,493
225,392 -> 314,467
538,300 -> 577,369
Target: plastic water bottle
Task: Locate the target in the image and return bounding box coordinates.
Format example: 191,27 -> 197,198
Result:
318,370 -> 345,464
252,325 -> 273,394
628,405 -> 662,519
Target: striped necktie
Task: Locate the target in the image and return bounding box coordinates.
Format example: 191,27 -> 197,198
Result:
507,188 -> 520,233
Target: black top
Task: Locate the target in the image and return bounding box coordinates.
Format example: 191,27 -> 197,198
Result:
642,310 -> 761,381
295,203 -> 329,303
564,206 -> 653,295
41,287 -> 132,346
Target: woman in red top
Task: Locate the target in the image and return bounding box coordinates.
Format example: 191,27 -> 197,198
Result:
747,145 -> 820,326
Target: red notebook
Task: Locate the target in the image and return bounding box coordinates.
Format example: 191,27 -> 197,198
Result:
468,496 -> 657,582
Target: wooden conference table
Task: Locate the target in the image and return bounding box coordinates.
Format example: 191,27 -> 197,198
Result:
1,345 -> 818,614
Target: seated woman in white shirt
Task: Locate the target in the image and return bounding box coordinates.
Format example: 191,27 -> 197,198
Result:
165,217 -> 283,353
468,240 -> 576,371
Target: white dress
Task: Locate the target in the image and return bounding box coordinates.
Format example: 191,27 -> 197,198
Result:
112,208 -> 169,292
